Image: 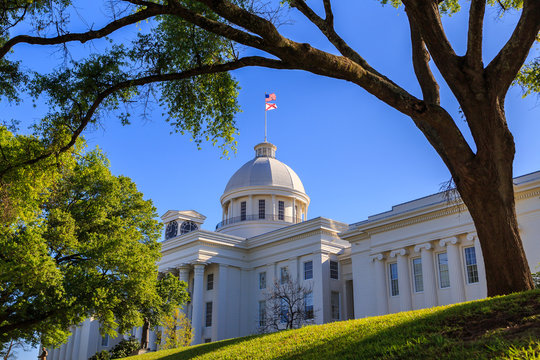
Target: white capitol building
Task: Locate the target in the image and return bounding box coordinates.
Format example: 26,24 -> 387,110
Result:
48,141 -> 540,359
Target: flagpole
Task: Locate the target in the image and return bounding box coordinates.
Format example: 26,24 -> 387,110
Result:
264,96 -> 267,142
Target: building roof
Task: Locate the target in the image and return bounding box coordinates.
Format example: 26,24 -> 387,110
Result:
223,142 -> 306,195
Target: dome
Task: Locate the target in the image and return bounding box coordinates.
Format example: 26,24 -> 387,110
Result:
223,142 -> 305,195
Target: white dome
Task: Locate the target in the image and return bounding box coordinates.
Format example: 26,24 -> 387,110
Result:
224,157 -> 305,194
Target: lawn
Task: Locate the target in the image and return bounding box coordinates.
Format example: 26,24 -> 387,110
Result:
126,290 -> 540,360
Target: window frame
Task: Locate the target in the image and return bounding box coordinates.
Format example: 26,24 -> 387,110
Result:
258,199 -> 265,219
259,271 -> 266,289
389,262 -> 399,296
206,273 -> 214,291
412,258 -> 424,293
280,266 -> 289,284
278,200 -> 285,220
205,301 -> 213,327
240,201 -> 246,221
330,291 -> 340,320
304,260 -> 313,280
258,300 -> 266,327
304,292 -> 314,319
464,247 -> 480,284
437,252 -> 451,289
330,260 -> 339,279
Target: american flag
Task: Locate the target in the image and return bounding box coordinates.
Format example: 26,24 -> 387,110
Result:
265,93 -> 276,102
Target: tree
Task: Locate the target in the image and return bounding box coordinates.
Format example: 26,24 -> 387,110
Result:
158,309 -> 193,350
260,279 -> 314,332
0,127 -> 189,348
0,0 -> 538,296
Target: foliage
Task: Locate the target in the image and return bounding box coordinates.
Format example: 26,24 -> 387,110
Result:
533,270 -> 540,288
89,350 -> 111,360
0,127 -> 182,348
159,309 -> 193,350
125,290 -> 540,360
516,57 -> 540,97
261,279 -> 314,332
110,338 -> 140,359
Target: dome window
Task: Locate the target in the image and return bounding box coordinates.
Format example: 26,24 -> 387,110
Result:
165,220 -> 178,239
180,221 -> 198,235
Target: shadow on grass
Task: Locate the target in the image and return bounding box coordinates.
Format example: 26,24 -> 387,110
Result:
271,290 -> 540,360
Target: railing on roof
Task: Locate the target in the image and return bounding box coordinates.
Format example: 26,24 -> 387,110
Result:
215,214 -> 299,230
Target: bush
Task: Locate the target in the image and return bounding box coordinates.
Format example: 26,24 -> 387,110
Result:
110,338 -> 140,359
89,350 -> 110,360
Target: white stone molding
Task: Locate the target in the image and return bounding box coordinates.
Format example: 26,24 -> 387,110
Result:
191,263 -> 206,345
466,233 -> 477,242
370,253 -> 385,262
414,242 -> 432,253
177,264 -> 191,283
71,325 -> 81,359
439,236 -> 459,247
389,248 -> 408,258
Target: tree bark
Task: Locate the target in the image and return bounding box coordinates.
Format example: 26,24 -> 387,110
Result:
446,101 -> 534,296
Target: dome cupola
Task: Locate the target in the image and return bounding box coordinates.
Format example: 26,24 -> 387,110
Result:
217,142 -> 310,237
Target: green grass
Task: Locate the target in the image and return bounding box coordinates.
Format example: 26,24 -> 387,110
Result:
126,290 -> 540,360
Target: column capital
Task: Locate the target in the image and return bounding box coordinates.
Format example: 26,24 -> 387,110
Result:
177,264 -> 191,271
466,232 -> 477,242
414,242 -> 433,253
439,236 -> 459,247
389,248 -> 408,258
370,253 -> 385,262
192,262 -> 206,275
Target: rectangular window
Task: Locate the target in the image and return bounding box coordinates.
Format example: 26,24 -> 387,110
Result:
304,292 -> 314,319
304,261 -> 313,280
278,201 -> 285,220
412,258 -> 424,292
438,252 -> 450,288
258,199 -> 265,219
207,273 -> 214,291
205,302 -> 213,327
259,271 -> 266,289
280,266 -> 289,284
101,334 -> 109,347
258,300 -> 266,326
389,263 -> 399,296
331,291 -> 340,320
464,247 -> 479,284
330,260 -> 339,279
240,201 -> 246,221
280,298 -> 288,323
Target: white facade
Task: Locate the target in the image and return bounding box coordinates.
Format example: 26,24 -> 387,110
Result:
51,142 -> 540,359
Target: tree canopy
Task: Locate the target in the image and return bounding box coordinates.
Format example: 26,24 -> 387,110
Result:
0,127 -> 187,348
0,0 -> 538,300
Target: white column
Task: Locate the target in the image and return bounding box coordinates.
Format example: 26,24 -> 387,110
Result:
227,201 -> 232,220
440,237 -> 465,303
178,265 -> 190,284
65,327 -> 75,360
312,252 -> 324,324
370,254 -> 388,315
59,342 -> 67,360
216,264 -> 228,340
289,256 -> 299,281
71,325 -> 81,360
292,198 -> 296,223
304,204 -> 308,220
414,243 -> 437,308
271,195 -> 276,219
248,195 -> 253,218
191,263 -> 206,345
230,199 -> 235,219
77,319 -> 91,360
390,249 -> 412,312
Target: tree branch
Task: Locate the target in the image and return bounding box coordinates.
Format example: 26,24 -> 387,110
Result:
406,10 -> 440,104
486,0 -> 540,97
466,0 -> 486,69
0,4 -> 167,59
0,57 -> 296,178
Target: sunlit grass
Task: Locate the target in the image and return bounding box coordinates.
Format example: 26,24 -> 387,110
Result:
126,290 -> 540,360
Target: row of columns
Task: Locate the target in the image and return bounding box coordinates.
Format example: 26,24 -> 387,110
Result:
47,319 -> 90,360
222,196 -> 307,222
370,234 -> 485,314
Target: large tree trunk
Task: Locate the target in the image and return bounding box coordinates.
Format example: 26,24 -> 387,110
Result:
449,102 -> 534,296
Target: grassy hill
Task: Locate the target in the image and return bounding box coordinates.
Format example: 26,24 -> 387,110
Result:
127,290 -> 540,360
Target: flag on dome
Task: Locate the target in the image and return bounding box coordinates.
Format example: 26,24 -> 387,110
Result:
265,103 -> 277,111
265,93 -> 276,102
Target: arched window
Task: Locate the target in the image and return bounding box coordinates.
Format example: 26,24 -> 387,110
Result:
180,221 -> 198,235
165,220 -> 178,239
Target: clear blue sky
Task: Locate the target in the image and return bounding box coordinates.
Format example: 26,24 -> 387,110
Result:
6,0 -> 539,358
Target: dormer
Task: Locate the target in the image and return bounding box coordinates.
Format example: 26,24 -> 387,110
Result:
161,210 -> 206,240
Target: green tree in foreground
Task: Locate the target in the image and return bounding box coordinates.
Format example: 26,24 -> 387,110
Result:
0,127 -> 187,349
159,309 -> 193,350
0,0 -> 538,297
